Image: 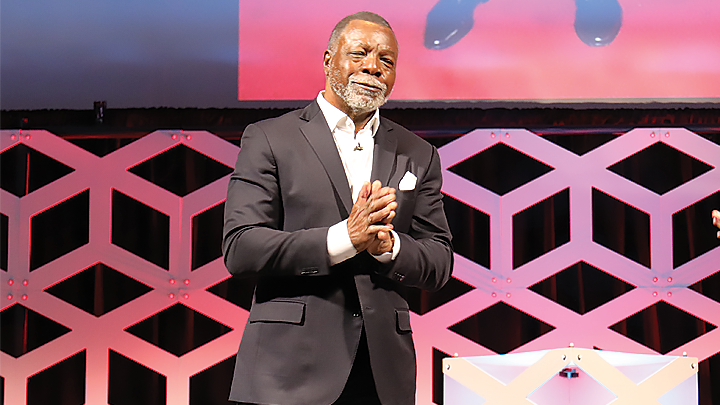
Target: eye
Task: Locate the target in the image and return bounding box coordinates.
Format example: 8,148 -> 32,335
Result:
381,58 -> 395,67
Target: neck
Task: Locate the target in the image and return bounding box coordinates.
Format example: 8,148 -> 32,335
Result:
348,109 -> 374,134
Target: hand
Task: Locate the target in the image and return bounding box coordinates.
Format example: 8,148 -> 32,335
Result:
713,210 -> 720,239
347,181 -> 397,253
367,228 -> 395,256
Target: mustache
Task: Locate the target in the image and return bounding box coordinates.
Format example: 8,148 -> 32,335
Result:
348,75 -> 387,92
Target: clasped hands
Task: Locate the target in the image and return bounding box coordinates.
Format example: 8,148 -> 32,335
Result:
348,180 -> 397,256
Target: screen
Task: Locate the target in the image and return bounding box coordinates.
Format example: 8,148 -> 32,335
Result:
238,0 -> 720,102
1,0 -> 718,109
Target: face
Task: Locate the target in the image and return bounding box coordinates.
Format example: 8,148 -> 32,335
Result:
324,20 -> 398,117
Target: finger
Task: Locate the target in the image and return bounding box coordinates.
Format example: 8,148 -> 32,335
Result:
369,193 -> 396,213
368,203 -> 396,226
374,202 -> 397,222
377,231 -> 393,253
382,210 -> 396,224
358,182 -> 372,201
367,224 -> 394,235
371,180 -> 382,195
378,201 -> 398,216
370,186 -> 395,200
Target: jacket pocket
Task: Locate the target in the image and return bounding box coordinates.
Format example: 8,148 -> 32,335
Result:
249,300 -> 306,325
395,308 -> 412,334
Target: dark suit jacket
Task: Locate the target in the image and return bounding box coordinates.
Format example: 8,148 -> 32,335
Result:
223,101 -> 453,405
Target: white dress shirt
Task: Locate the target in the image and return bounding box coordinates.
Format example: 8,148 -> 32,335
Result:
317,92 -> 401,265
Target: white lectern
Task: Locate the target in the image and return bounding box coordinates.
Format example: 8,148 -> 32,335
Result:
443,348 -> 698,405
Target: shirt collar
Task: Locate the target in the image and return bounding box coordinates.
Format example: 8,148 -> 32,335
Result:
317,91 -> 380,137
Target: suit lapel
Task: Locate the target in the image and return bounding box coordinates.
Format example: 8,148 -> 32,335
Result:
371,118 -> 397,186
299,102 -> 354,215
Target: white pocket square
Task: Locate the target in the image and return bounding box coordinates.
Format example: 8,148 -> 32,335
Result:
398,171 -> 417,191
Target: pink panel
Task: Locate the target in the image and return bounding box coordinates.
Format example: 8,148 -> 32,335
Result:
1,128 -> 719,405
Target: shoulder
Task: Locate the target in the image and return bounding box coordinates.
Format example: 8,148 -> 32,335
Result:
249,109 -> 305,132
249,102 -> 320,132
380,116 -> 436,158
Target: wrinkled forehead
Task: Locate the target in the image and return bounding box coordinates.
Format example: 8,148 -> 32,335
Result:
335,20 -> 398,53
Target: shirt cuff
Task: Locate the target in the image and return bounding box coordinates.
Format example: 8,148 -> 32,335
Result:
371,230 -> 401,263
327,219 -> 358,266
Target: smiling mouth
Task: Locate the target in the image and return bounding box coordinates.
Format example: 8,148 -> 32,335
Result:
351,81 -> 382,92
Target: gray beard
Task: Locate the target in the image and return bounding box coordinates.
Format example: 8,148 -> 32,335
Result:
329,72 -> 389,116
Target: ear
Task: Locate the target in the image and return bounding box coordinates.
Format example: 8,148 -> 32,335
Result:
323,50 -> 332,75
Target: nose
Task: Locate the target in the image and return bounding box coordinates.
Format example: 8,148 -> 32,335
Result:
361,55 -> 382,77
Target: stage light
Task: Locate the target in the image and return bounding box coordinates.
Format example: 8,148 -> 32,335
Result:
667,277 -> 673,283
559,367 -> 579,378
7,279 -> 13,286
21,295 -> 28,300
170,279 -> 176,285
22,280 -> 28,286
184,279 -> 190,285
183,294 -> 189,299
169,293 -> 175,299
7,294 -> 12,300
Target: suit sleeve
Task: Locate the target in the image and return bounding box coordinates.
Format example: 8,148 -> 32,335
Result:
379,146 -> 453,292
222,123 -> 331,278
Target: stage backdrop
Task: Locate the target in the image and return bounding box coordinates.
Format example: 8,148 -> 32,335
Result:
1,127 -> 719,405
238,0 -> 720,101
2,0 -> 719,109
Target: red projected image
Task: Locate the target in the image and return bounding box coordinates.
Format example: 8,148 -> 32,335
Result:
238,0 -> 720,101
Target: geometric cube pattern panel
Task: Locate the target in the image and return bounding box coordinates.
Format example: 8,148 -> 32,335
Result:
430,128 -> 720,405
1,127 -> 719,405
1,129 -> 241,405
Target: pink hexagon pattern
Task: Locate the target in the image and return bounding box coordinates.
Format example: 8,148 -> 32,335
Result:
1,127 -> 719,405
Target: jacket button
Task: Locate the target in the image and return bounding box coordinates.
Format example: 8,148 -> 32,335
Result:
353,313 -> 360,317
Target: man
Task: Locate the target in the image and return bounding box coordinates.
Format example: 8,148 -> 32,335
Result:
713,210 -> 720,239
223,11 -> 453,405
